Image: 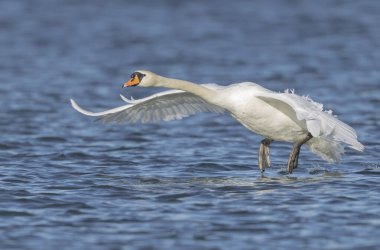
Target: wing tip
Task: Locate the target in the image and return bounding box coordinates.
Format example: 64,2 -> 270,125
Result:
70,98 -> 80,112
120,94 -> 128,102
70,99 -> 95,116
351,141 -> 365,152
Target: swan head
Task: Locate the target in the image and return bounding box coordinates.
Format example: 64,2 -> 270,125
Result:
123,70 -> 158,88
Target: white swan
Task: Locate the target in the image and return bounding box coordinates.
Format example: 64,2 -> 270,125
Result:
71,70 -> 364,174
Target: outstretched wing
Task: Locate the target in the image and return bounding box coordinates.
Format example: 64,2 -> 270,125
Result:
71,87 -> 225,123
256,91 -> 364,151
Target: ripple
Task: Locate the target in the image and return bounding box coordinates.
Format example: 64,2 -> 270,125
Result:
52,152 -> 97,160
0,143 -> 18,150
43,201 -> 94,209
356,168 -> 380,176
138,177 -> 162,184
1,178 -> 30,184
46,185 -> 86,191
185,162 -> 239,173
36,136 -> 67,143
156,192 -> 198,202
64,209 -> 85,215
0,210 -> 34,217
308,168 -> 329,175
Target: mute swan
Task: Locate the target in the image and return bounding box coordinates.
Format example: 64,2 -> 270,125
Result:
71,70 -> 364,174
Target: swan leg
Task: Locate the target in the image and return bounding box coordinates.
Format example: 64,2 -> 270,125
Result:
287,133 -> 313,174
258,139 -> 273,173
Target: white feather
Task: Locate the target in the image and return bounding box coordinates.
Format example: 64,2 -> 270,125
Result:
256,91 -> 364,152
71,86 -> 225,124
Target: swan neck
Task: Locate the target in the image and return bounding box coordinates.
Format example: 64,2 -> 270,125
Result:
156,76 -> 215,100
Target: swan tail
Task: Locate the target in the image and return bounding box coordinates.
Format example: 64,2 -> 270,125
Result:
315,111 -> 364,152
306,138 -> 345,163
255,91 -> 364,153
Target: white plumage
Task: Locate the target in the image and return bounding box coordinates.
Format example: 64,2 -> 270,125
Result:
71,70 -> 364,174
71,86 -> 224,123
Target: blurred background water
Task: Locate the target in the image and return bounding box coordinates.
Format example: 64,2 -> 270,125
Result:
1,0 -> 379,249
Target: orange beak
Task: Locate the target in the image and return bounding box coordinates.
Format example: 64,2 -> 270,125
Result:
123,76 -> 140,88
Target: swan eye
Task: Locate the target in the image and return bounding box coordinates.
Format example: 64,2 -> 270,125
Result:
135,72 -> 145,80
123,72 -> 144,87
130,72 -> 146,82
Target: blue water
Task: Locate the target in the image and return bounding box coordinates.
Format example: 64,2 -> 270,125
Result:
1,0 -> 380,249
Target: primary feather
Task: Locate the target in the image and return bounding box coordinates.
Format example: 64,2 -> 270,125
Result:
71,85 -> 225,124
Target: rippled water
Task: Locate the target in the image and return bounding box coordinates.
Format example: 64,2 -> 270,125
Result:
1,0 -> 380,249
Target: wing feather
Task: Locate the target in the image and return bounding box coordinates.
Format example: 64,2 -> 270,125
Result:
71,86 -> 225,124
256,91 -> 364,151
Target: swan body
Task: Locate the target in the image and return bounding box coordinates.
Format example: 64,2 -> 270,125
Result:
71,70 -> 364,173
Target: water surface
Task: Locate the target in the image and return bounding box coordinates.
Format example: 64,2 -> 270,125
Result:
1,0 -> 379,249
